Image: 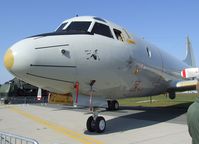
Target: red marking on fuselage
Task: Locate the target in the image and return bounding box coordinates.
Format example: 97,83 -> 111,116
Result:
181,69 -> 186,78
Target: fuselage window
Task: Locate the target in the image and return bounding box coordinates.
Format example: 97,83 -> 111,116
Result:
56,23 -> 68,32
65,21 -> 91,33
146,47 -> 152,58
113,29 -> 124,41
91,22 -> 113,38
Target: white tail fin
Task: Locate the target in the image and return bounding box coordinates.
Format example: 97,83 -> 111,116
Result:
183,36 -> 196,67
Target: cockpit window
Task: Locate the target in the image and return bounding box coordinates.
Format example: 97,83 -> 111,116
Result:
113,29 -> 124,41
65,21 -> 91,33
91,22 -> 113,38
56,23 -> 68,32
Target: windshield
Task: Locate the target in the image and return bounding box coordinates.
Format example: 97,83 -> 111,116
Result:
56,21 -> 91,33
56,23 -> 68,32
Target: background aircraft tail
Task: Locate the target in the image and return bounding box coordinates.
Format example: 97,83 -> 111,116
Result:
183,36 -> 196,67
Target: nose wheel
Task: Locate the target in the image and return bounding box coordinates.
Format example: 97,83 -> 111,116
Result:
86,115 -> 106,133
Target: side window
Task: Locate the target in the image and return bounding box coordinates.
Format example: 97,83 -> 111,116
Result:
113,29 -> 124,42
91,22 -> 113,38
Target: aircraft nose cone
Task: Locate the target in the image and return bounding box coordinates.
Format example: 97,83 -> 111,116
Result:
4,38 -> 34,78
4,49 -> 14,70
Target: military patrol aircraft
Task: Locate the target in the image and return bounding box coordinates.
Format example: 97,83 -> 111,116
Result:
4,16 -> 198,133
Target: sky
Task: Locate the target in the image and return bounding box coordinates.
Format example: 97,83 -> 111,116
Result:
0,0 -> 199,84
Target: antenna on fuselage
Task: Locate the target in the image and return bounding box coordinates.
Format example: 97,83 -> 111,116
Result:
76,14 -> 79,17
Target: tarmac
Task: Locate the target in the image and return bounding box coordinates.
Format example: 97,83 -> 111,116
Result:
0,103 -> 192,144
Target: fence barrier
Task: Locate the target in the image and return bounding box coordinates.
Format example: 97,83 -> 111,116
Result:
0,131 -> 39,144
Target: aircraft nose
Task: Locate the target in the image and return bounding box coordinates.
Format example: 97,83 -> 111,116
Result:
4,49 -> 14,70
4,38 -> 34,78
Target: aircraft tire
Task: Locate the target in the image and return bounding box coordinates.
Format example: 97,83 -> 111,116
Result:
95,116 -> 106,133
113,100 -> 119,110
107,100 -> 112,111
107,100 -> 119,111
169,92 -> 176,99
86,116 -> 95,132
4,100 -> 9,104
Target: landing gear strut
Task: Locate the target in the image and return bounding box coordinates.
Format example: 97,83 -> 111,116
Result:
107,100 -> 119,111
86,80 -> 106,133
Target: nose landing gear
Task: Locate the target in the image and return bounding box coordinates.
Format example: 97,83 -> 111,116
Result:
86,80 -> 106,133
